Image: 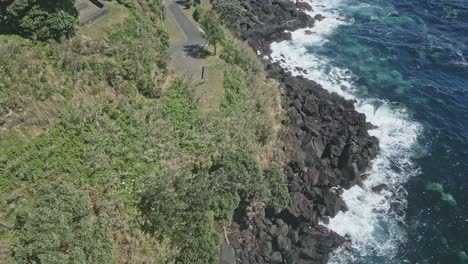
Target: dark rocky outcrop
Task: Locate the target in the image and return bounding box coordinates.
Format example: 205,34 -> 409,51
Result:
238,0 -> 315,55
225,0 -> 380,263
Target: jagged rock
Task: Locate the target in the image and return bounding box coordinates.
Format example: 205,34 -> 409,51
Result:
372,183 -> 388,193
276,234 -> 291,252
223,0 -> 380,263
323,190 -> 347,216
296,1 -> 313,12
314,14 -> 326,21
288,192 -> 315,222
270,251 -> 283,263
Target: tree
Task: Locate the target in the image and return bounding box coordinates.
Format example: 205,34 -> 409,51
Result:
13,185 -> 114,264
212,0 -> 242,32
0,0 -> 78,41
184,0 -> 201,9
200,11 -> 224,55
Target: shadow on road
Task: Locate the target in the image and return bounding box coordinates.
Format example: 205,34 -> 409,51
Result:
175,0 -> 188,7
183,44 -> 210,59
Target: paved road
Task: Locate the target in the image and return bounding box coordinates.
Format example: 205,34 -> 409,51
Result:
166,1 -> 206,78
168,2 -> 204,45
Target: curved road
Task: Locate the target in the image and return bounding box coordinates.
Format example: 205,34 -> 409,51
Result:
167,1 -> 206,78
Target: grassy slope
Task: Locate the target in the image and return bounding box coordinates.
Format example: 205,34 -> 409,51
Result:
0,0 -> 286,263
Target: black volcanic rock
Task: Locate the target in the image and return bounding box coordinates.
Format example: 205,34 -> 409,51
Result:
224,0 -> 380,263
239,0 -> 315,55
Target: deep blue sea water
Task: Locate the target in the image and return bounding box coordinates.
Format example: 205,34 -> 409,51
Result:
269,0 -> 468,263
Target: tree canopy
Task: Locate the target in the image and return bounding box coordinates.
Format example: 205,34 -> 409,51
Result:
13,185 -> 114,264
200,11 -> 224,55
0,0 -> 78,41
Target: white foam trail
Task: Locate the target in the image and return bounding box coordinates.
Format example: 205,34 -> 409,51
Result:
270,0 -> 422,263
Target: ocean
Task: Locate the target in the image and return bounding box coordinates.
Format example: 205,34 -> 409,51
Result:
269,0 -> 468,263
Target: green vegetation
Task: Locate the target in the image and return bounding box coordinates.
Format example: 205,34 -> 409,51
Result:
0,0 -> 78,41
193,5 -> 205,22
200,11 -> 224,55
222,66 -> 245,110
211,0 -> 243,33
0,0 -> 287,263
183,0 -> 201,9
265,166 -> 290,213
105,12 -> 169,97
13,185 -> 114,264
0,0 -> 168,124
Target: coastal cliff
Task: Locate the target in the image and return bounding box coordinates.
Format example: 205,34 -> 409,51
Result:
224,1 -> 380,263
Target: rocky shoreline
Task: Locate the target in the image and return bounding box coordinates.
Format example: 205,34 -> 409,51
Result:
223,1 -> 380,263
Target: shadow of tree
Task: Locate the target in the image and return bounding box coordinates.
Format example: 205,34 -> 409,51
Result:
183,44 -> 210,59
175,0 -> 189,8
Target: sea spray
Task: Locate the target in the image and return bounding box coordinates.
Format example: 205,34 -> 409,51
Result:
270,0 -> 422,262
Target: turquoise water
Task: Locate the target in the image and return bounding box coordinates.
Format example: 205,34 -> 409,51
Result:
270,0 -> 468,262
324,0 -> 468,262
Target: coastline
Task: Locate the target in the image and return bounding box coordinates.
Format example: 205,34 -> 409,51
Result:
224,1 -> 380,263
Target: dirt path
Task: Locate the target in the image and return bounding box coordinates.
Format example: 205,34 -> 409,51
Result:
166,0 -> 206,80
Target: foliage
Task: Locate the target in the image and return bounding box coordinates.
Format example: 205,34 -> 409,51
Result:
115,0 -> 134,8
175,212 -> 219,264
162,80 -> 201,131
138,79 -> 273,262
183,0 -> 201,9
222,66 -> 245,110
0,36 -> 58,112
0,1 -> 285,262
220,36 -> 262,74
200,11 -> 224,55
211,0 -> 242,33
13,185 -> 114,264
193,5 -> 205,22
265,166 -> 289,213
0,0 -> 78,41
106,12 -> 169,97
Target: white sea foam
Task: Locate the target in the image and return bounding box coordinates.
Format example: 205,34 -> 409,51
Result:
270,0 -> 422,263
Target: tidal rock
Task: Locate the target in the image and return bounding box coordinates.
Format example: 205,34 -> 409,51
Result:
314,14 -> 326,21
296,1 -> 313,12
372,184 -> 388,193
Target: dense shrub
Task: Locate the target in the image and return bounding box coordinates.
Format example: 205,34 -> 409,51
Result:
175,212 -> 219,264
0,0 -> 78,41
116,0 -> 134,8
211,0 -> 242,32
163,80 -> 201,131
193,5 -> 205,22
266,166 -> 289,213
13,185 -> 114,264
106,12 -> 169,97
0,36 -> 57,112
220,36 -> 262,74
222,66 -> 245,110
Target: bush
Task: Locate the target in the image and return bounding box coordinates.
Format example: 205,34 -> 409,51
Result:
116,0 -> 134,8
163,80 -> 201,131
175,212 -> 219,264
220,36 -> 262,74
222,66 -> 245,110
212,0 -> 242,32
200,11 -> 224,55
266,166 -> 289,213
0,0 -> 78,41
220,41 -> 242,65
13,185 -> 114,264
193,5 -> 205,22
106,12 -> 169,97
